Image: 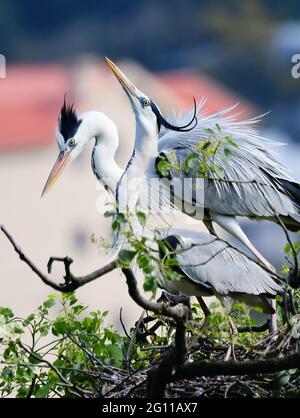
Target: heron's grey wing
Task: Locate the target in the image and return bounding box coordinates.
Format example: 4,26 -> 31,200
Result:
158,104 -> 300,218
158,228 -> 283,297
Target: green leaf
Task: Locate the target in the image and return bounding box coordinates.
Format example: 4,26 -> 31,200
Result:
0,307 -> 14,319
204,127 -> 214,135
104,210 -> 115,218
2,366 -> 13,378
39,323 -> 50,337
28,352 -> 43,365
200,141 -> 211,151
212,164 -> 224,179
112,220 -> 120,231
282,264 -> 290,274
157,239 -> 167,255
284,243 -> 291,254
35,382 -> 53,398
52,319 -> 68,336
143,264 -> 154,274
224,148 -> 232,159
137,254 -> 150,269
116,213 -> 127,224
136,211 -> 146,227
16,387 -> 28,398
112,213 -> 128,231
118,250 -> 136,266
143,276 -> 157,293
215,123 -> 222,132
12,325 -> 24,334
106,345 -> 123,366
165,257 -> 180,266
23,313 -> 35,326
225,136 -> 238,147
43,299 -> 56,309
53,359 -> 65,368
166,271 -> 182,281
157,159 -> 171,177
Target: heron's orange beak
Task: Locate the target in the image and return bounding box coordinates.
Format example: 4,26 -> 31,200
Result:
41,151 -> 71,197
105,57 -> 142,99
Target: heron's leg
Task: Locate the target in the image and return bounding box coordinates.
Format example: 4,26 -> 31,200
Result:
269,299 -> 278,334
219,298 -> 237,360
224,315 -> 238,361
209,212 -> 275,273
228,316 -> 238,336
209,213 -> 278,333
196,296 -> 211,317
196,296 -> 211,329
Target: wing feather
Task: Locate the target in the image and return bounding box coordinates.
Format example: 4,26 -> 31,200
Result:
158,103 -> 299,218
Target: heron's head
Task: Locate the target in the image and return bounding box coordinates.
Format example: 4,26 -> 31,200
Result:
41,100 -> 88,197
105,57 -> 197,134
42,98 -> 119,197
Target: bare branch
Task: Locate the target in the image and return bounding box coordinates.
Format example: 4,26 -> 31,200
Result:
1,225 -> 117,292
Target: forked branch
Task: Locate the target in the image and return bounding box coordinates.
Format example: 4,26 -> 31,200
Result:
1,225 -> 117,292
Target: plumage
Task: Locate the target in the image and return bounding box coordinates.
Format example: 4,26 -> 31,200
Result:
156,228 -> 283,313
46,104 -> 283,315
157,102 -> 300,225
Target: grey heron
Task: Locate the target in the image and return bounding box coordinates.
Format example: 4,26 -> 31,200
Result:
105,58 -> 300,275
41,100 -> 283,322
157,228 -> 283,316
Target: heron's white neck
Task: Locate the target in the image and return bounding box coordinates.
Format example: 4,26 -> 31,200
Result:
133,114 -> 159,164
78,111 -> 123,192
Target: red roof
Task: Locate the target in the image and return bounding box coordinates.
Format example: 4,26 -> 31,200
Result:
159,70 -> 256,119
0,65 -> 70,152
0,65 -> 257,153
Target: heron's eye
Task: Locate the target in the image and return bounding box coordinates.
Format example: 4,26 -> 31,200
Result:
142,98 -> 150,107
69,138 -> 76,147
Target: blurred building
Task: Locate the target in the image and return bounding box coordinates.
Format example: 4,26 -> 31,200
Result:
0,58 -> 255,329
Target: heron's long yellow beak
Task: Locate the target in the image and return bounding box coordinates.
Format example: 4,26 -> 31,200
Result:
105,57 -> 142,99
41,151 -> 71,197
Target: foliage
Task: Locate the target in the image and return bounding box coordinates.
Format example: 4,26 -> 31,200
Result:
156,124 -> 237,181
0,293 -> 128,398
104,209 -> 184,297
1,293 -> 300,398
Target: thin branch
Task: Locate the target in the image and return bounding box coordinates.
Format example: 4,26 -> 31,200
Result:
172,352 -> 300,381
19,342 -> 91,397
1,225 -> 117,292
119,307 -> 130,339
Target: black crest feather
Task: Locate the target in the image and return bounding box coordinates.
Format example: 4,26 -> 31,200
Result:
150,97 -> 197,133
59,97 -> 82,142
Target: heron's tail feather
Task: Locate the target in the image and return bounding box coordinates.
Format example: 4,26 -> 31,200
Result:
272,178 -> 300,232
279,214 -> 300,232
279,179 -> 300,205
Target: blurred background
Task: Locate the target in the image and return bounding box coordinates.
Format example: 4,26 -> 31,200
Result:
1,0 -> 300,329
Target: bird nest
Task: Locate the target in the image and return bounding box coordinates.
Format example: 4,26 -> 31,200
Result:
103,319 -> 300,398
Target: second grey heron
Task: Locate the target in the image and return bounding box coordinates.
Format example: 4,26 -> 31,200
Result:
105,58 -> 300,275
